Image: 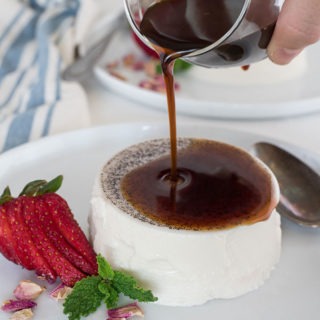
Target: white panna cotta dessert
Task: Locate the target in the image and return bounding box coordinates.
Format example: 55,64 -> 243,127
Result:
89,138 -> 281,306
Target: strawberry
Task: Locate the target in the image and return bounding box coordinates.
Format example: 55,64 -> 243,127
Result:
5,197 -> 57,282
0,176 -> 98,287
0,198 -> 20,265
42,194 -> 97,269
32,198 -> 96,275
21,196 -> 87,286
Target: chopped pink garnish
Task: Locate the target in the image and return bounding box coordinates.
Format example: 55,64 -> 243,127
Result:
13,280 -> 45,300
106,61 -> 120,70
9,308 -> 33,320
107,302 -> 144,319
123,54 -> 136,67
139,80 -> 155,90
153,75 -> 164,83
132,61 -> 145,71
50,283 -> 73,300
109,71 -> 127,81
143,60 -> 158,76
1,300 -> 36,313
106,51 -> 181,93
154,85 -> 166,93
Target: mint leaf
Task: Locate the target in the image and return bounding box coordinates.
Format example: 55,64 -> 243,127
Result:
63,276 -> 104,320
97,254 -> 114,280
173,59 -> 192,73
98,280 -> 110,296
155,63 -> 162,74
63,256 -> 157,320
113,271 -> 158,303
104,285 -> 119,309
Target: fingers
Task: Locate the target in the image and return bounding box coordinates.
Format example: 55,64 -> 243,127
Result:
267,0 -> 320,64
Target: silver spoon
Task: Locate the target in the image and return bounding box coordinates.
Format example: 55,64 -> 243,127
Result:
62,11 -> 127,81
253,142 -> 320,228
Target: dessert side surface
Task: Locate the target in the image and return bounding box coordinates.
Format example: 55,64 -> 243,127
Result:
89,138 -> 281,306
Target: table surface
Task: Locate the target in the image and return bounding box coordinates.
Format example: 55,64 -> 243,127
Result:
82,72 -> 320,154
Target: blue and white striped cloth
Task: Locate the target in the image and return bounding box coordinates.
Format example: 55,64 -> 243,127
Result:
0,0 -> 93,153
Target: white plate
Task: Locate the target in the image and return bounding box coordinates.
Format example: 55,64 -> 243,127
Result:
0,123 -> 319,320
95,27 -> 320,119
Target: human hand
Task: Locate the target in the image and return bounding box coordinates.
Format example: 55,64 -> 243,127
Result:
267,0 -> 320,64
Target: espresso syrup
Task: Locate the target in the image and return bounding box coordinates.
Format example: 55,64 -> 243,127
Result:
121,139 -> 275,230
121,0 -> 277,230
140,0 -> 243,181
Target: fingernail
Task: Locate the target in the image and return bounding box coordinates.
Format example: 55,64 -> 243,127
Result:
268,47 -> 302,65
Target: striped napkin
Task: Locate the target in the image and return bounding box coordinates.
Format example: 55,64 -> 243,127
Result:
0,0 -> 118,153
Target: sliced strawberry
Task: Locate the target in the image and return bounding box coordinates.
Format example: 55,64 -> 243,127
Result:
0,203 -> 20,264
21,197 -> 86,287
42,193 -> 98,273
0,176 -> 97,286
4,198 -> 57,283
35,199 -> 96,275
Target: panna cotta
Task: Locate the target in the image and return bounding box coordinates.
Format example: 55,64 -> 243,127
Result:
89,138 -> 281,306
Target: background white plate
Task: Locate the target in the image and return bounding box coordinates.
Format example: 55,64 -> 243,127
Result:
95,26 -> 320,120
0,123 -> 319,319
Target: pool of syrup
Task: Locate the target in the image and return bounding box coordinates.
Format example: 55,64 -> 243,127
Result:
121,139 -> 275,230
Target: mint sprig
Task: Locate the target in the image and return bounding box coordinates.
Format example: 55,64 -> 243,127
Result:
63,254 -> 158,320
156,58 -> 192,74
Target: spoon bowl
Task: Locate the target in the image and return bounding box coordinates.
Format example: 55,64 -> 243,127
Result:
253,142 -> 320,228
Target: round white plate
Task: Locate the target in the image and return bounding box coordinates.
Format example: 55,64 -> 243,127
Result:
0,123 -> 319,320
95,27 -> 320,119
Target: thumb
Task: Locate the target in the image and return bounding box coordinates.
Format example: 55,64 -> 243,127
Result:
267,0 -> 320,65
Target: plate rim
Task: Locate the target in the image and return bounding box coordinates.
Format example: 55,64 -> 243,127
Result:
94,29 -> 320,120
0,122 -> 320,319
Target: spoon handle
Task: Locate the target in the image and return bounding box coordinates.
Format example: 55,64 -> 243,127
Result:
62,11 -> 127,81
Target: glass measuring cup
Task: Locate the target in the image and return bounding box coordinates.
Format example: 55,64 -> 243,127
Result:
124,0 -> 283,68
